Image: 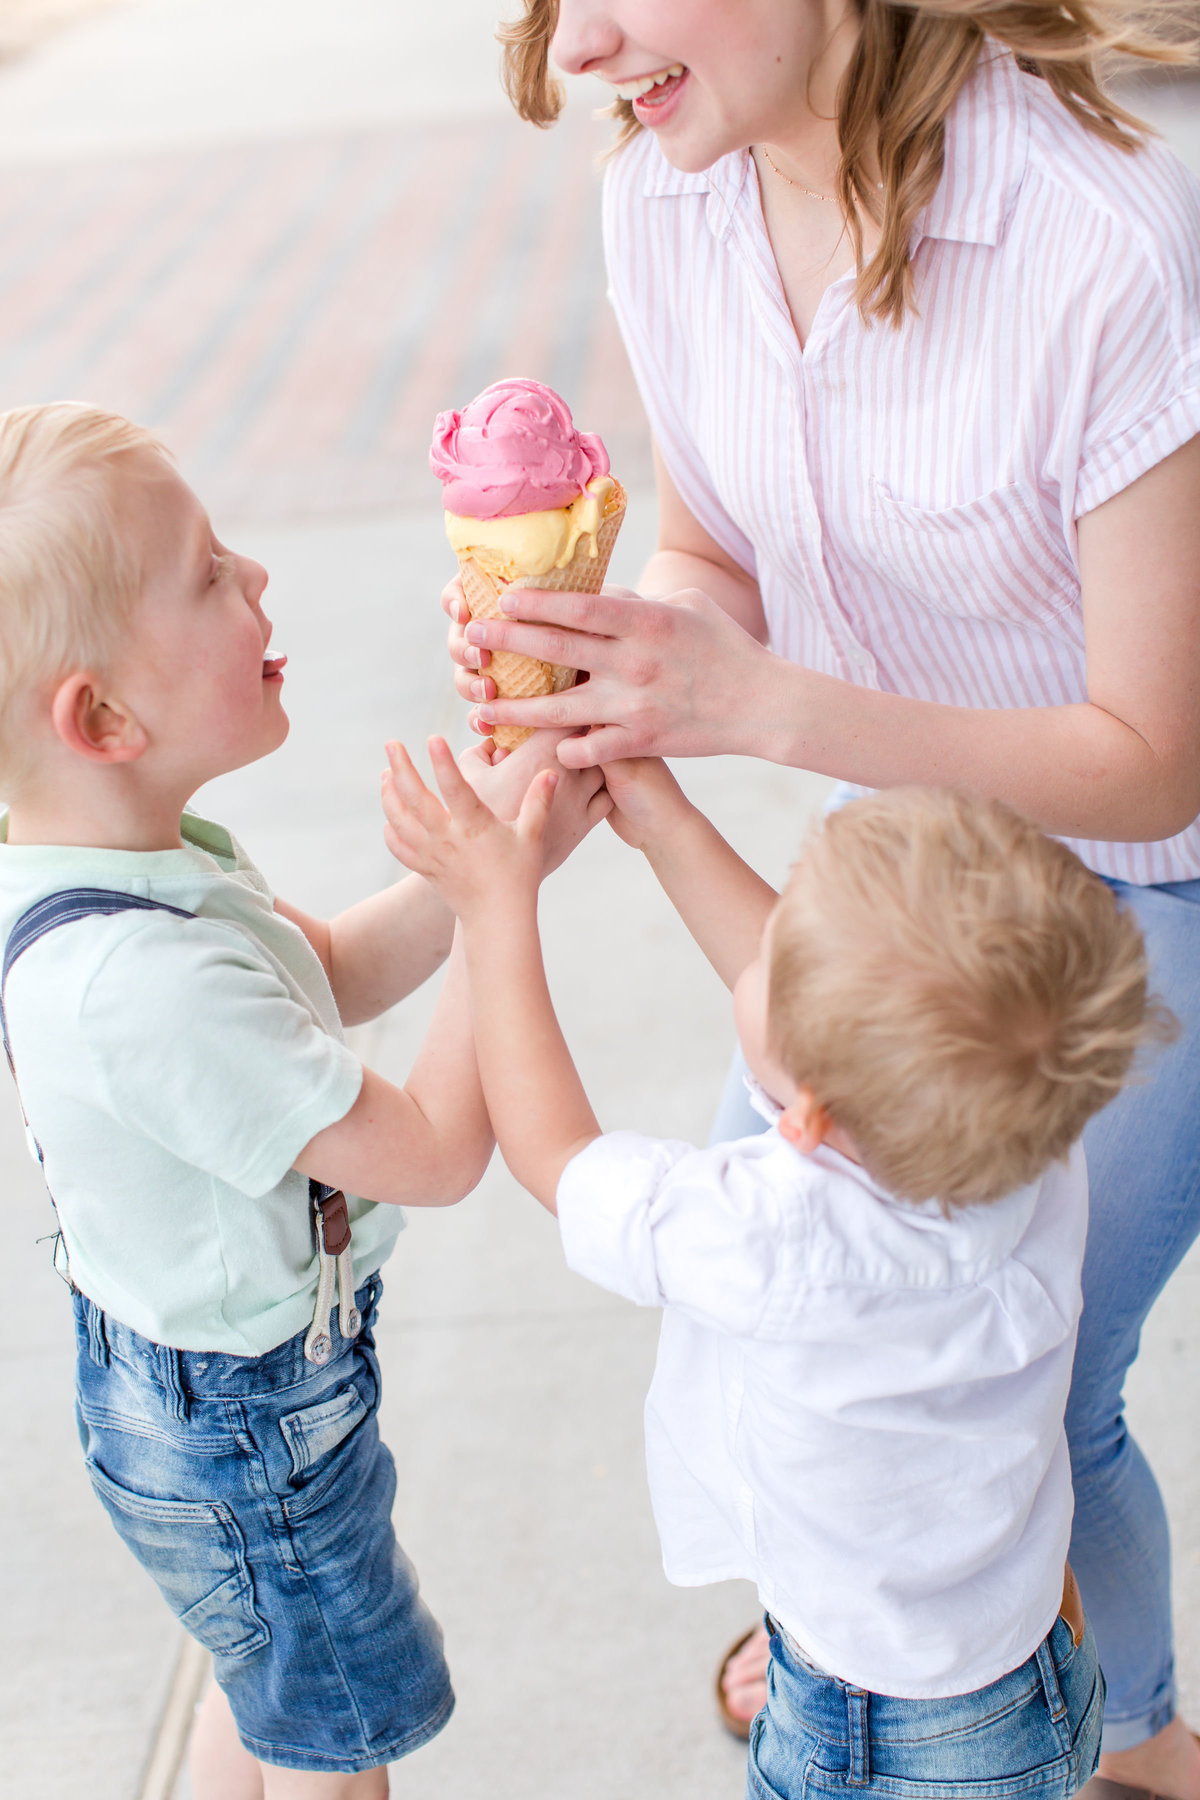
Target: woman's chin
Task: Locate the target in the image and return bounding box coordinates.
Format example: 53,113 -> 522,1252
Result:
645,110 -> 745,177
653,130 -> 734,176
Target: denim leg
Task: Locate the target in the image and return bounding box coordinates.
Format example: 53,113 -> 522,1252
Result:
709,1047 -> 771,1146
712,783 -> 857,1150
1066,880 -> 1200,1752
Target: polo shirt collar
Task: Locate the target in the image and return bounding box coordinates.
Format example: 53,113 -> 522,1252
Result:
641,41 -> 1029,250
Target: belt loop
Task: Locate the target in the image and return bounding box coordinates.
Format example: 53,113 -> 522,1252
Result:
846,1687 -> 870,1786
85,1296 -> 109,1368
1036,1636 -> 1068,1725
160,1345 -> 190,1422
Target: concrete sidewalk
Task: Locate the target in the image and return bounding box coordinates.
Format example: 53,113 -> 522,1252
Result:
1,6 -> 1198,1795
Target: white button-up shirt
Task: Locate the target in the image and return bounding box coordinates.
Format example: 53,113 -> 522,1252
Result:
557,1105 -> 1088,1699
603,47 -> 1200,885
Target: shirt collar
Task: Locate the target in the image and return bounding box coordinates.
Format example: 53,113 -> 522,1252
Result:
918,46 -> 1030,248
641,43 -> 1029,251
743,1070 -> 784,1126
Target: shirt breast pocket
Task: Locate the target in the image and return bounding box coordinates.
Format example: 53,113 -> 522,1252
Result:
867,478 -> 1079,634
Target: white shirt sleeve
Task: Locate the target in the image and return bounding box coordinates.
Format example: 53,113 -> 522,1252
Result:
77,913 -> 362,1197
556,1129 -> 790,1336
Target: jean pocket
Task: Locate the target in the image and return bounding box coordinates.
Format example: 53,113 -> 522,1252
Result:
279,1382 -> 369,1481
85,1459 -> 270,1660
867,477 -> 1079,635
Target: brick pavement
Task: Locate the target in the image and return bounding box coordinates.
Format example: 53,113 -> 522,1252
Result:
0,103 -> 651,520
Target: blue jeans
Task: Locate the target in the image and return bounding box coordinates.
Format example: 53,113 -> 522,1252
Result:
714,875 -> 1200,1753
73,1275 -> 454,1773
747,1615 -> 1103,1798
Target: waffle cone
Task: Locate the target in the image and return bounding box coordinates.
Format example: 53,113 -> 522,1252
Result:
457,482 -> 626,750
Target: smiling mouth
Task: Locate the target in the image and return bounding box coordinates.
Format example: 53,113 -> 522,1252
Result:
612,64 -> 686,103
262,653 -> 287,680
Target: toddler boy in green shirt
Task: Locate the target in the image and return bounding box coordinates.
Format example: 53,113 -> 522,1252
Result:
0,403 -> 610,1798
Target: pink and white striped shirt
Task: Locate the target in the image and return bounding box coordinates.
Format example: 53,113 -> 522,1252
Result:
602,48 -> 1200,884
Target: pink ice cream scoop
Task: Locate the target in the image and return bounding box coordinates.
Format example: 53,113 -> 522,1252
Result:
430,377 -> 611,519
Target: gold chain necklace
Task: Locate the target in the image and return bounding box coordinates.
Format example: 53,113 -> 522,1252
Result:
760,146 -> 884,203
760,145 -> 837,203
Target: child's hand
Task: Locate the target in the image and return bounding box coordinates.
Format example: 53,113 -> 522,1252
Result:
601,757 -> 694,851
461,732 -> 612,874
381,737 -> 554,918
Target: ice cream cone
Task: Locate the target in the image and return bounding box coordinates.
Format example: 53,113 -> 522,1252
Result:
457,481 -> 625,751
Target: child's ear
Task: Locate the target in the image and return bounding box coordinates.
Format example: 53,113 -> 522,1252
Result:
778,1086 -> 833,1156
50,673 -> 148,764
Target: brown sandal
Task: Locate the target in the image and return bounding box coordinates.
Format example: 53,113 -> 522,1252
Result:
1075,1731 -> 1200,1798
714,1625 -> 765,1741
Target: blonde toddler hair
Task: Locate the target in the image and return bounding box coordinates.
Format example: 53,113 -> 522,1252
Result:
769,787 -> 1170,1206
0,402 -> 167,790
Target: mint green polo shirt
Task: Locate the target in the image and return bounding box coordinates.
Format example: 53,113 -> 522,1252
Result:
0,811 -> 403,1353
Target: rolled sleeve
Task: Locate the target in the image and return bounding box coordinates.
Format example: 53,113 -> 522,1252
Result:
1073,190 -> 1200,517
557,1130 -> 786,1335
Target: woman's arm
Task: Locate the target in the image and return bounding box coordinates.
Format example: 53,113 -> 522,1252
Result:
635,444 -> 768,638
462,437 -> 1200,844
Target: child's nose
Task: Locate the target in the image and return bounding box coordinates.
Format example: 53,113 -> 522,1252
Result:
241,556 -> 269,603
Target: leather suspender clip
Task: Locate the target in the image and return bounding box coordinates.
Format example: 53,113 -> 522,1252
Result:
304,1182 -> 361,1364
313,1187 -> 351,1258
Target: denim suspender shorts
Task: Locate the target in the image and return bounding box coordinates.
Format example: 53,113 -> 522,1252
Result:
3,892 -> 453,1773
73,1278 -> 454,1773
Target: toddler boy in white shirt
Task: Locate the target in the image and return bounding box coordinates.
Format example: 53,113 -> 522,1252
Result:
383,741 -> 1165,1800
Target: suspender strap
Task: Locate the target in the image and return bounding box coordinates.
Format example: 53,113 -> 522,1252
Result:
1,888 -> 198,1289
1,888 -> 194,1075
2,886 -> 359,1355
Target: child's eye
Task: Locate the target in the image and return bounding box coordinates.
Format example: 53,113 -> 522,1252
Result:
210,552 -> 235,585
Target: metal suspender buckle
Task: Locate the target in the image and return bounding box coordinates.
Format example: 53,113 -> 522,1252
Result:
303,1184 -> 361,1365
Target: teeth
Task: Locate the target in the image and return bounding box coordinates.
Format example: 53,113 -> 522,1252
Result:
613,64 -> 683,101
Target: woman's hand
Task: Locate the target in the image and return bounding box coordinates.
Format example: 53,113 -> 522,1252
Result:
601,757 -> 695,852
444,574 -> 497,705
456,732 -> 612,873
457,583 -> 776,767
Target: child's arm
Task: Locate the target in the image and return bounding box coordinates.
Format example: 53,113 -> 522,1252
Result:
601,758 -> 778,988
382,738 -> 602,1214
293,928 -> 493,1207
276,876 -> 453,1029
278,733 -> 610,1026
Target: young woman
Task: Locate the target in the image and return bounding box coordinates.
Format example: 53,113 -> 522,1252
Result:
445,1 -> 1200,1793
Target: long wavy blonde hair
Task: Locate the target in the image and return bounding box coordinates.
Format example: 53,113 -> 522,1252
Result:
499,0 -> 1195,324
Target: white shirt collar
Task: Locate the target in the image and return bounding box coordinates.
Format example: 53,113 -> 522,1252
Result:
641,43 -> 1030,252
743,1070 -> 784,1126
